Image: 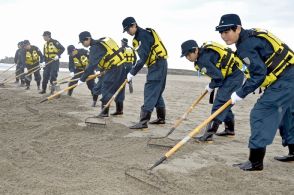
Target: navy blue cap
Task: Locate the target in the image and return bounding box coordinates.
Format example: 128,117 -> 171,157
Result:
18,41 -> 24,47
121,38 -> 128,44
23,40 -> 30,45
67,45 -> 75,55
79,31 -> 91,43
122,17 -> 136,33
180,40 -> 198,57
43,31 -> 51,36
215,14 -> 241,32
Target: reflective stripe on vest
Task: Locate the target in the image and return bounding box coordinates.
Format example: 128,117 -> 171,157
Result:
124,47 -> 136,63
98,37 -> 125,70
195,41 -> 244,78
132,28 -> 168,67
26,50 -> 39,65
249,28 -> 294,87
44,41 -> 59,59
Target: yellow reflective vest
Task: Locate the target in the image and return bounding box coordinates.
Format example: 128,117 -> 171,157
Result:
132,28 -> 168,67
44,40 -> 59,59
123,47 -> 136,63
26,49 -> 40,65
195,41 -> 243,78
97,37 -> 125,70
248,28 -> 294,87
72,50 -> 89,69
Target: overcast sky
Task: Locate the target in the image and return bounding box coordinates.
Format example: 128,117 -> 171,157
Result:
0,0 -> 293,70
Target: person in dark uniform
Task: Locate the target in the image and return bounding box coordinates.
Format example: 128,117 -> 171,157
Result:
40,31 -> 65,94
67,45 -> 98,107
180,40 -> 244,142
122,17 -> 168,129
22,40 -> 44,90
216,14 -> 294,171
121,38 -> 137,94
77,31 -> 126,117
14,41 -> 25,86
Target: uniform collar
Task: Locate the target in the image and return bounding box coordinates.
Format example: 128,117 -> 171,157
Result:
135,26 -> 143,37
236,28 -> 248,46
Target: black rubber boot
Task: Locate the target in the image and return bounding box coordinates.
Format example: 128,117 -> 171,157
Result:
67,89 -> 73,96
91,95 -> 98,107
50,84 -> 56,95
233,148 -> 266,171
130,109 -> 151,129
37,81 -> 40,90
39,84 -> 47,94
216,120 -> 235,137
98,102 -> 109,117
111,102 -> 123,116
274,144 -> 294,162
25,85 -> 30,90
149,107 -> 165,124
195,119 -> 221,142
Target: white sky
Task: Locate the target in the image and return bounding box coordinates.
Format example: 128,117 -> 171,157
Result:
0,0 -> 293,70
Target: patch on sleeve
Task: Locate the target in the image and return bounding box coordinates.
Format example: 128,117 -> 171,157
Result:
243,57 -> 250,65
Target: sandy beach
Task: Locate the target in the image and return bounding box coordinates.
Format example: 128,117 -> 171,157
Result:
0,70 -> 293,195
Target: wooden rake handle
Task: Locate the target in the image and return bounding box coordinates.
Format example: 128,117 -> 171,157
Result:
40,72 -> 102,103
99,79 -> 128,115
165,99 -> 232,158
149,99 -> 232,170
173,90 -> 208,130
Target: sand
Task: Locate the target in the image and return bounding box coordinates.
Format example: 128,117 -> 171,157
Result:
0,71 -> 293,195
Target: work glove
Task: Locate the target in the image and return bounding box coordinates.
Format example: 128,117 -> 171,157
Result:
127,73 -> 134,82
40,62 -> 45,68
53,55 -> 59,61
24,68 -> 28,73
205,84 -> 214,93
69,72 -> 75,77
231,92 -> 243,104
77,80 -> 84,86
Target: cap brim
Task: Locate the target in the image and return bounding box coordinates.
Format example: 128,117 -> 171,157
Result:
123,26 -> 129,33
215,24 -> 235,32
180,51 -> 189,58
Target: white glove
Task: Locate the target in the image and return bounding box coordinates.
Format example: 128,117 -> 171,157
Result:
70,72 -> 75,77
40,62 -> 45,68
127,73 -> 134,82
205,84 -> 214,93
53,56 -> 59,61
77,80 -> 84,86
95,70 -> 101,75
231,92 -> 243,104
24,68 -> 28,73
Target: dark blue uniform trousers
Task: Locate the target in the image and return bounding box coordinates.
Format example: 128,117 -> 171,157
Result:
212,69 -> 244,122
101,65 -> 126,104
92,76 -> 103,97
42,60 -> 59,90
143,59 -> 167,113
15,64 -> 25,83
25,65 -> 41,86
124,62 -> 133,75
249,66 -> 294,149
